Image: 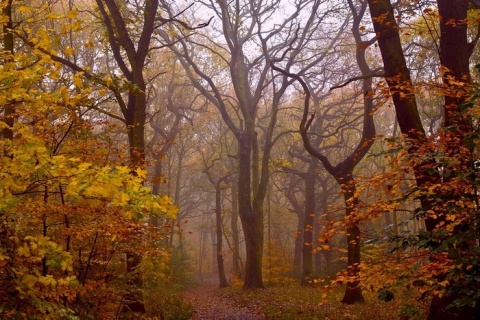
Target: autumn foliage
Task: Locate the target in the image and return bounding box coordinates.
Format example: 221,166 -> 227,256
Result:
0,10 -> 178,319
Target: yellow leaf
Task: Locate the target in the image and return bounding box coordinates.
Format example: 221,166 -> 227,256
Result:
22,274 -> 37,289
64,47 -> 74,56
78,162 -> 91,171
60,260 -> 72,272
105,76 -> 113,88
66,9 -> 78,19
18,6 -> 32,14
116,166 -> 130,175
122,209 -> 135,219
116,192 -> 130,205
17,244 -> 31,257
165,204 -> 178,219
39,275 -> 57,287
73,72 -> 84,88
135,167 -> 147,179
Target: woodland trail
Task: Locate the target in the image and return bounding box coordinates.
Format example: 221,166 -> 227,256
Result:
181,276 -> 265,320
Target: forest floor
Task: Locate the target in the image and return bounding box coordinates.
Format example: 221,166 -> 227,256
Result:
181,276 -> 429,320
181,276 -> 265,320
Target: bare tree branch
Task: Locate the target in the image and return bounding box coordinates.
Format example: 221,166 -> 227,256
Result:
329,73 -> 385,91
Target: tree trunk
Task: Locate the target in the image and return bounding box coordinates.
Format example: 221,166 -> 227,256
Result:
301,159 -> 317,285
125,90 -> 147,168
367,0 -> 425,142
315,194 -> 329,276
338,175 -> 364,304
241,212 -> 264,289
313,216 -> 322,276
293,212 -> 303,277
122,92 -> 147,315
230,181 -> 242,278
150,160 -> 163,228
198,226 -> 207,282
438,0 -> 470,129
367,0 -> 442,230
237,135 -> 264,289
427,2 -> 477,319
152,160 -> 163,196
215,181 -> 229,288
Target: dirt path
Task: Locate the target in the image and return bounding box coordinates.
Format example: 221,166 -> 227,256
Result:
181,277 -> 265,320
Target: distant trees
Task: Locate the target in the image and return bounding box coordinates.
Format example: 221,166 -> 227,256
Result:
161,0 -> 341,289
274,0 -> 377,303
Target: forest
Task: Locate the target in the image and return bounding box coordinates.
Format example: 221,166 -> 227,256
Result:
1,0 -> 479,319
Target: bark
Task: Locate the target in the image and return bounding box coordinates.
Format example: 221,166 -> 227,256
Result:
238,134 -> 265,289
283,173 -> 305,277
241,210 -> 264,289
366,0 -> 442,230
230,181 -> 242,278
299,114 -> 370,303
168,147 -> 184,247
215,179 -> 229,288
313,213 -> 322,276
297,94 -> 372,303
316,192 -> 332,276
367,0 -> 425,141
150,160 -> 163,227
198,227 -> 207,282
338,175 -> 364,304
436,0 -> 472,161
201,151 -> 236,287
150,69 -> 183,196
125,93 -> 147,167
438,0 -> 471,127
293,213 -> 304,276
301,159 -> 318,286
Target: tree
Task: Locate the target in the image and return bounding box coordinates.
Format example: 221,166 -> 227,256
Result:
287,156 -> 319,286
273,0 -> 377,303
0,31 -> 177,317
203,160 -> 231,288
367,0 -> 480,318
161,0 -> 336,289
1,1 -> 185,315
366,0 -> 434,217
